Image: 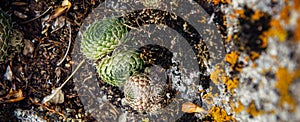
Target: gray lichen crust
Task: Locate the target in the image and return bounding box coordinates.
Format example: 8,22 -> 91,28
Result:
124,73 -> 166,113
97,51 -> 144,86
81,17 -> 128,60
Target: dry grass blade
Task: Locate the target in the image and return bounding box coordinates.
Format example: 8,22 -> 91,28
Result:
21,7 -> 52,24
42,59 -> 85,104
57,21 -> 72,66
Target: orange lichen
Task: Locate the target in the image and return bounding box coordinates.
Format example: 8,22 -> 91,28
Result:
223,76 -> 239,93
223,15 -> 227,25
231,101 -> 245,114
251,62 -> 257,68
232,101 -> 275,116
293,18 -> 300,42
208,106 -> 236,122
202,92 -> 215,105
265,19 -> 287,42
233,9 -> 245,18
251,10 -> 265,21
275,67 -> 300,111
210,64 -> 239,93
279,5 -> 292,24
250,51 -> 261,60
264,1 -> 300,42
226,35 -> 232,42
246,101 -> 265,117
295,0 -> 300,10
209,0 -> 231,5
259,33 -> 269,48
225,51 -> 239,68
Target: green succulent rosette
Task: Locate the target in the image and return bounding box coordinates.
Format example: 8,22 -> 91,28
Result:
81,17 -> 128,60
97,50 -> 144,86
124,73 -> 166,113
0,10 -> 12,62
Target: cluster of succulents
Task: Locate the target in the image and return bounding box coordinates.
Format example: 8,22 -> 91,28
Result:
80,17 -> 169,114
0,9 -> 23,62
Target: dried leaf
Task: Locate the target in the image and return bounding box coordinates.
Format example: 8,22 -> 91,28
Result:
42,87 -> 64,104
61,0 -> 71,10
0,89 -> 25,103
49,8 -> 66,21
182,102 -> 206,113
4,65 -> 13,81
23,39 -> 34,56
49,0 -> 71,21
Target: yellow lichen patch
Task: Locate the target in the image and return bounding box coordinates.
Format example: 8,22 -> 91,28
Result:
251,62 -> 257,68
275,67 -> 300,111
231,101 -> 245,114
259,31 -> 269,48
279,5 -> 292,24
208,106 -> 236,122
264,2 -> 300,42
226,35 -> 232,42
233,9 -> 245,18
223,76 -> 239,93
208,0 -> 231,5
202,92 -> 215,105
210,64 -> 239,93
225,51 -> 239,69
250,51 -> 261,61
293,18 -> 300,42
265,19 -> 288,42
295,0 -> 300,10
246,101 -> 265,117
251,10 -> 265,21
267,109 -> 276,115
210,65 -> 227,85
